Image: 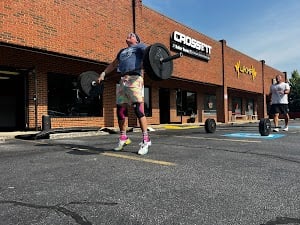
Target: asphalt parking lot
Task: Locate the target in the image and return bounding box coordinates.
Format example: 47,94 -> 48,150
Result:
1,120 -> 300,225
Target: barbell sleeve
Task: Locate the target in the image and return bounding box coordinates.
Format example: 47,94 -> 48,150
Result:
160,52 -> 183,63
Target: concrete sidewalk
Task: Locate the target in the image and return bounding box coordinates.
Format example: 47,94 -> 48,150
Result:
0,120 -> 259,142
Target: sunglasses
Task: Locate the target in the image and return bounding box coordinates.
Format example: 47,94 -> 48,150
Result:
128,33 -> 136,38
127,33 -> 140,42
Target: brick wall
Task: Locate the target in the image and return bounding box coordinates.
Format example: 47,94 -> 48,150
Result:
1,0 -> 134,61
1,0 -> 138,129
224,45 -> 263,93
0,45 -> 111,129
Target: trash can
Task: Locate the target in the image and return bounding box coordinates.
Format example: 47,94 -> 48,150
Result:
42,115 -> 51,131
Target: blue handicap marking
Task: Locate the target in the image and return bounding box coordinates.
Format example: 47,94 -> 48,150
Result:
222,132 -> 285,139
289,125 -> 300,129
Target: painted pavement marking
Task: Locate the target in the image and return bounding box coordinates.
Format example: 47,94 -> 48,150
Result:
164,125 -> 200,130
222,132 -> 285,139
15,139 -> 176,166
174,135 -> 261,143
102,152 -> 176,166
69,147 -> 176,166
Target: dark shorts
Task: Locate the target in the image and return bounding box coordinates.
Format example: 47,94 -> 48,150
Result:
269,104 -> 289,115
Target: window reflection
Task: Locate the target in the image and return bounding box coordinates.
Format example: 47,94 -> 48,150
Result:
176,90 -> 197,116
204,94 -> 216,114
232,97 -> 242,114
48,73 -> 103,117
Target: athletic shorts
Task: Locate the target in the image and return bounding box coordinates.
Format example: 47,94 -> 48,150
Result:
269,104 -> 289,115
116,75 -> 144,105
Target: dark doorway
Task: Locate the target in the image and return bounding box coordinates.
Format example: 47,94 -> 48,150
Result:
159,88 -> 170,124
0,69 -> 27,131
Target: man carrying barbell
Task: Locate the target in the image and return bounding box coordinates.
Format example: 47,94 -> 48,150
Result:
97,33 -> 151,155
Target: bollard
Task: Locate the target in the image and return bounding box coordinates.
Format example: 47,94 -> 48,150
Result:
42,115 -> 51,131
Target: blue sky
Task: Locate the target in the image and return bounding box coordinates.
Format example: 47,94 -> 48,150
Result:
142,0 -> 300,77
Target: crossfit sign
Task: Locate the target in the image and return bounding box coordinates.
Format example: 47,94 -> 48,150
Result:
171,31 -> 212,61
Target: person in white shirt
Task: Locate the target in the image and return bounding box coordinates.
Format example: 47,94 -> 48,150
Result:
269,74 -> 290,132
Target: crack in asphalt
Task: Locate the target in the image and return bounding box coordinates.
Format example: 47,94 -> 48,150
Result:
0,200 -> 118,225
261,216 -> 300,225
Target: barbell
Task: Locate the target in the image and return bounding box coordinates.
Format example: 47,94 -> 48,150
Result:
207,117 -> 272,136
259,118 -> 271,136
78,43 -> 182,98
205,118 -> 217,133
143,43 -> 183,80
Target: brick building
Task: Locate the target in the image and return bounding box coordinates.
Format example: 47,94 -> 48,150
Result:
0,0 -> 285,131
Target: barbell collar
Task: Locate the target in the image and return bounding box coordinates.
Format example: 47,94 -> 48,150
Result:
160,52 -> 183,63
79,71 -> 104,97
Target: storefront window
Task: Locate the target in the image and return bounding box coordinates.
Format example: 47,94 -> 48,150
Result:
176,90 -> 197,116
204,94 -> 216,114
232,97 -> 242,114
246,99 -> 254,115
48,73 -> 103,117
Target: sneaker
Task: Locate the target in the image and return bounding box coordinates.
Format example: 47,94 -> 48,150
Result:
273,128 -> 279,132
282,126 -> 288,131
113,138 -> 131,151
138,140 -> 152,155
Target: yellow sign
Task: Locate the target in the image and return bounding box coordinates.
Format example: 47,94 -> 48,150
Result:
234,61 -> 257,80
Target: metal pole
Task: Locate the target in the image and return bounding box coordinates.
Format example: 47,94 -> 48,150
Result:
180,90 -> 183,124
33,69 -> 38,131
